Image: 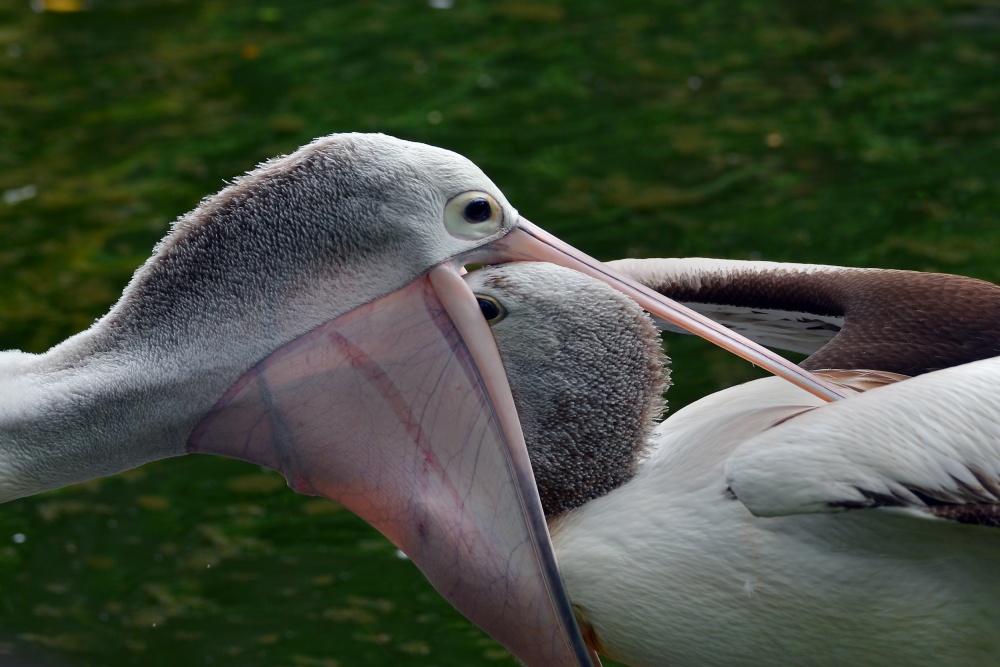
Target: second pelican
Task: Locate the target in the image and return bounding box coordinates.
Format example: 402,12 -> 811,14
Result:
470,260 -> 1000,667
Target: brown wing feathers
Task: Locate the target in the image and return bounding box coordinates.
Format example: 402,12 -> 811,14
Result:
632,264 -> 1000,377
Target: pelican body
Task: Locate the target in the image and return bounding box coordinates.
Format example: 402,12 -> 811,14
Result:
468,261 -> 1000,667
553,374 -> 1000,666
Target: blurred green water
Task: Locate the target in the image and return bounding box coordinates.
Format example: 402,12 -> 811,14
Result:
0,1 -> 998,665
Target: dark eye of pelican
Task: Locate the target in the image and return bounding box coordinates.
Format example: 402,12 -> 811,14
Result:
443,191 -> 503,240
463,197 -> 493,223
475,296 -> 507,325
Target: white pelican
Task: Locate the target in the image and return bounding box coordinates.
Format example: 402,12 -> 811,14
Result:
469,260 -> 1000,667
0,134 -> 847,667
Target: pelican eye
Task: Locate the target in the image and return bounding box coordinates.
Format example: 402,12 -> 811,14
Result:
475,295 -> 507,325
444,191 -> 504,240
464,198 -> 492,223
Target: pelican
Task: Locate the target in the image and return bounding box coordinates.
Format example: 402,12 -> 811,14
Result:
468,260 -> 1000,667
0,134 -> 849,667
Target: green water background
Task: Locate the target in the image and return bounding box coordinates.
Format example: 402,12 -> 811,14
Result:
1,1 -> 998,665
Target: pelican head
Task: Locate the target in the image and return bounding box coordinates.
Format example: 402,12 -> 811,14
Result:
466,262 -> 669,517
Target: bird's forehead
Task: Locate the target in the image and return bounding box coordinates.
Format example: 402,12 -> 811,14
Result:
314,133 -> 511,203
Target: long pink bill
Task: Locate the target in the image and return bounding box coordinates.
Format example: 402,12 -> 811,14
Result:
477,218 -> 850,403
187,263 -> 596,667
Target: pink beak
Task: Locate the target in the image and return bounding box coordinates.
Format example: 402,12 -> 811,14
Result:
478,218 -> 849,403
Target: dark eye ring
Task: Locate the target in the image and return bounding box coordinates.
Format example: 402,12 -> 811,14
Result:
476,296 -> 506,324
463,197 -> 493,223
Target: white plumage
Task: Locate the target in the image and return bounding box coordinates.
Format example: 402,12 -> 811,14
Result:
553,370 -> 1000,666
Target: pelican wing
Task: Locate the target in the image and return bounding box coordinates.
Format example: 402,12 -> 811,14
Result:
726,358 -> 1000,526
609,258 -> 1000,377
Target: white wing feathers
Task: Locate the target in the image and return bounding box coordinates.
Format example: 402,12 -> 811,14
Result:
726,357 -> 1000,519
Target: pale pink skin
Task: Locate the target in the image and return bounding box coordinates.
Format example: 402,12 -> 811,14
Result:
188,263 -> 595,667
